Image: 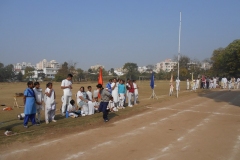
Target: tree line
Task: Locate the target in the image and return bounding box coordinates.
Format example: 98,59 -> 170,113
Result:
1,39 -> 239,82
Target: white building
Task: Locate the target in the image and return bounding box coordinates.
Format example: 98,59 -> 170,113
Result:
90,64 -> 104,70
201,62 -> 212,70
138,66 -> 148,73
155,59 -> 177,73
36,59 -> 60,70
14,62 -> 35,70
43,68 -> 58,79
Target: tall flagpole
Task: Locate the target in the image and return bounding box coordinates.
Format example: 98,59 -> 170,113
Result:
177,12 -> 181,98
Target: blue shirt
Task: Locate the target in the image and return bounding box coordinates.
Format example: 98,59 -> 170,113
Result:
106,82 -> 112,93
24,88 -> 36,115
118,84 -> 126,94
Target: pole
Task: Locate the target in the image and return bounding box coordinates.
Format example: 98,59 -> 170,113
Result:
177,11 -> 181,98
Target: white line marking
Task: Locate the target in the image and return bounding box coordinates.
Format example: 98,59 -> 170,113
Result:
65,152 -> 85,160
229,135 -> 240,160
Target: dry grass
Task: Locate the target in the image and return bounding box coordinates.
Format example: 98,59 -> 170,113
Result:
0,80 -> 192,146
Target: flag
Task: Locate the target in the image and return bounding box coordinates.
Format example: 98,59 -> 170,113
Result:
98,67 -> 103,98
98,67 -> 103,85
150,72 -> 154,89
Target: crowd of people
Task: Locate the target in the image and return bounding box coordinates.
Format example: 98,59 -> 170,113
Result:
22,74 -> 139,128
172,76 -> 240,95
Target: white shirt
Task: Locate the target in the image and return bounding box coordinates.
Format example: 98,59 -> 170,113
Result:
77,91 -> 83,104
86,91 -> 93,101
45,88 -> 55,106
67,104 -> 76,112
111,82 -> 118,95
61,79 -> 72,96
133,82 -> 138,94
33,88 -> 43,104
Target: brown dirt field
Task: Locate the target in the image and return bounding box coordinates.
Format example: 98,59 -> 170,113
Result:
1,88 -> 240,160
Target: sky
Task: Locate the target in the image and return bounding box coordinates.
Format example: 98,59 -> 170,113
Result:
0,0 -> 240,70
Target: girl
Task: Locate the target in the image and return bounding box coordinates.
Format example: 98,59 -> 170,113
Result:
33,81 -> 44,124
118,79 -> 126,109
23,81 -> 38,128
45,82 -> 57,124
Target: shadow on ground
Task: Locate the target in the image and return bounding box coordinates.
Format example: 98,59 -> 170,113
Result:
197,89 -> 240,107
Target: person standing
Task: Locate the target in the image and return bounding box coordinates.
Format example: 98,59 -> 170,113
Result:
133,80 -> 139,105
23,81 -> 38,128
97,84 -> 112,122
128,80 -> 134,107
111,78 -> 119,108
61,74 -> 73,116
118,79 -> 126,109
186,79 -> 190,90
33,82 -> 44,124
45,82 -> 57,124
176,78 -> 180,91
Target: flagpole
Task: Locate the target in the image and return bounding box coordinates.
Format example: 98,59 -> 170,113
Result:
177,11 -> 181,98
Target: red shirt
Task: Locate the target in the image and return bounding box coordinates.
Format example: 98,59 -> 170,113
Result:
128,84 -> 134,93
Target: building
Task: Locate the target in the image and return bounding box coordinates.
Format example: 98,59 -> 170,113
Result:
36,59 -> 60,70
155,59 -> 177,73
14,62 -> 35,70
90,65 -> 104,70
138,66 -> 148,73
201,62 -> 212,70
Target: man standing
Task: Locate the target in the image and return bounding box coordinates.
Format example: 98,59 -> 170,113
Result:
61,74 -> 73,116
176,77 -> 180,91
97,84 -> 112,122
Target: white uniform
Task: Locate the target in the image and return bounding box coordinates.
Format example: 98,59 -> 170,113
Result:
186,79 -> 190,90
176,79 -> 180,91
133,82 -> 138,105
67,104 -> 78,118
33,88 -> 44,123
45,88 -> 56,123
86,91 -> 93,101
213,78 -> 217,88
196,79 -> 200,89
61,79 -> 72,114
111,82 -> 119,106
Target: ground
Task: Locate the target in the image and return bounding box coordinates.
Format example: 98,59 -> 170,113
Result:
1,89 -> 240,160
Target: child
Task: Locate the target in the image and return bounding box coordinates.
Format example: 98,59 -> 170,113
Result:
33,82 -> 44,124
108,97 -> 118,112
92,97 -> 100,113
23,81 -> 38,128
67,100 -> 80,118
186,79 -> 190,90
118,79 -> 126,109
45,82 -> 57,124
169,82 -> 174,96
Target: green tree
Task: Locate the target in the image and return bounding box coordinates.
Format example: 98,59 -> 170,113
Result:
123,62 -> 139,80
55,62 -> 69,82
24,66 -> 35,80
17,71 -> 23,82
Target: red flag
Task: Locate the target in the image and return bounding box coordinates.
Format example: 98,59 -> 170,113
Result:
98,67 -> 103,85
98,67 -> 103,98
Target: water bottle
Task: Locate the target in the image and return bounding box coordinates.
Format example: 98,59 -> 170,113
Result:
66,111 -> 69,118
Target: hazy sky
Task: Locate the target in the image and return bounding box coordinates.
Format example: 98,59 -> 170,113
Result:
1,0 -> 240,70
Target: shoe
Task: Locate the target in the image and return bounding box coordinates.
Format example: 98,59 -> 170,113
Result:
46,121 -> 49,124
34,123 -> 40,126
122,107 -> 125,109
24,125 -> 28,128
104,119 -> 109,122
52,120 -> 57,122
128,105 -> 133,107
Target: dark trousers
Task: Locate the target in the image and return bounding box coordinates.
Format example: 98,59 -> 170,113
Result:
99,102 -> 109,120
24,114 -> 36,126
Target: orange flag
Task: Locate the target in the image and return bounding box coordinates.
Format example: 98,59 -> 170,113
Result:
98,67 -> 103,98
98,67 -> 103,85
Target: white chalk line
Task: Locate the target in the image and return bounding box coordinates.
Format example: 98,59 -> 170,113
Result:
228,130 -> 240,160
1,91 -> 227,159
63,95 -> 220,160
147,92 -> 239,160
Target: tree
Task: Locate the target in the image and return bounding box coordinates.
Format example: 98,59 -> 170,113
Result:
17,71 -> 23,82
55,62 -> 69,82
123,62 -> 139,80
24,66 -> 35,80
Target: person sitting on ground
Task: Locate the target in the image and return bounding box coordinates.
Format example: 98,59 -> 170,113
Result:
77,86 -> 95,115
92,97 -> 100,113
108,96 -> 118,112
67,100 -> 81,118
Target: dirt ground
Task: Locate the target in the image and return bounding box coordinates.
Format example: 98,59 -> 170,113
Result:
1,89 -> 240,160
